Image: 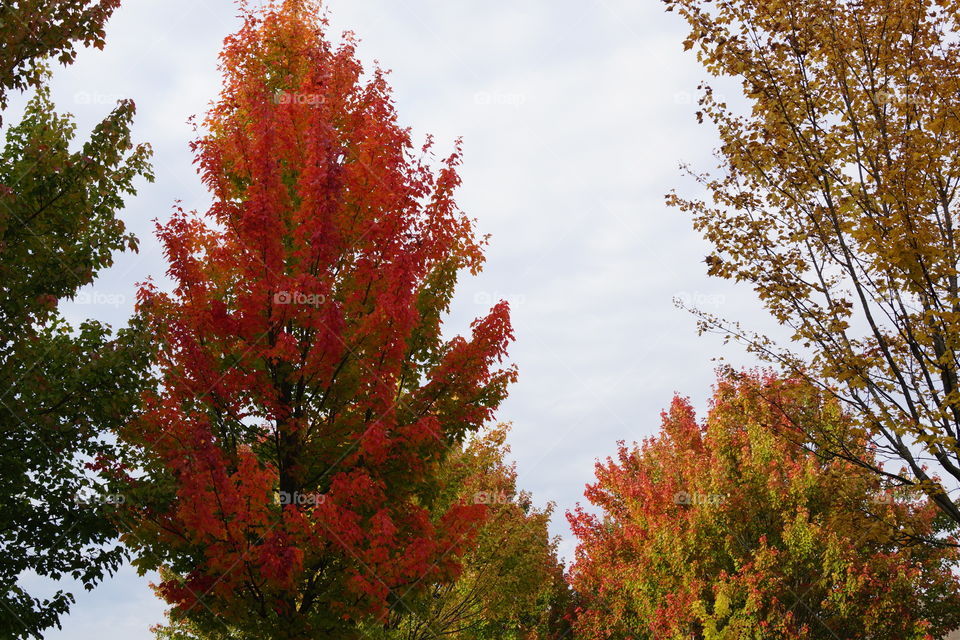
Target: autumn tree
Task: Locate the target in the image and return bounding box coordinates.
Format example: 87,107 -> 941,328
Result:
154,426 -> 569,640
0,1 -> 153,638
664,0 -> 960,529
120,2 -> 516,638
364,424 -> 570,640
568,372 -> 960,639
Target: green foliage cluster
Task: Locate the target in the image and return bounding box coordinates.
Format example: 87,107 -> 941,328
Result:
0,2 -> 153,637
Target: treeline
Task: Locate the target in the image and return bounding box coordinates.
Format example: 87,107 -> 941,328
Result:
4,1 -> 960,639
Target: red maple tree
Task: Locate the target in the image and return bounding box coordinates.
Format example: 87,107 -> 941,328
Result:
120,2 -> 516,637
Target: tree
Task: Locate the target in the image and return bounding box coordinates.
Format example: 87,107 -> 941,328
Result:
0,1 -> 122,116
364,424 -> 571,640
664,0 -> 960,529
568,372 -> 960,639
154,426 -> 570,640
0,1 -> 153,638
120,2 -> 516,638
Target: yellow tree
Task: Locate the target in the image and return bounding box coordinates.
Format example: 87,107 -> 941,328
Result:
665,0 -> 960,529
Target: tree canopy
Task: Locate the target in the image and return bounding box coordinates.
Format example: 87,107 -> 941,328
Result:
569,372 -> 960,639
666,0 -> 960,528
118,2 -> 516,638
0,1 -> 152,637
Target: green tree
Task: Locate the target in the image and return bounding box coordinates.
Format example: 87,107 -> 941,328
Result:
0,1 -> 122,115
0,1 -> 153,637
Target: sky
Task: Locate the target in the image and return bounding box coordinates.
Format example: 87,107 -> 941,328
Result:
12,0 -> 778,637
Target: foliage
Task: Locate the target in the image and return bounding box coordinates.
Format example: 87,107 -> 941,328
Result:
0,0 -> 121,115
154,426 -> 570,640
568,371 -> 960,639
665,0 -> 960,528
122,2 -> 516,638
365,424 -> 571,640
0,1 -> 152,637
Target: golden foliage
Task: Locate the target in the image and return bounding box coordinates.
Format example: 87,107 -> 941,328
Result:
667,0 -> 960,526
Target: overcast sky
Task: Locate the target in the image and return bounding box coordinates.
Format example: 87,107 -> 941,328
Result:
12,1 -> 777,637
